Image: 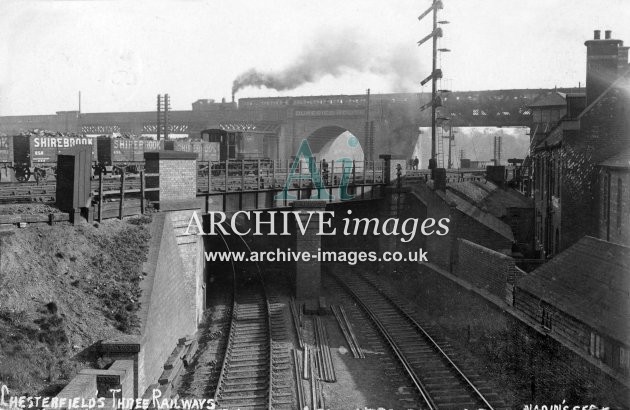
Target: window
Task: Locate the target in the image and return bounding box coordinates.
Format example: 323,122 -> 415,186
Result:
620,347 -> 630,374
533,109 -> 542,123
555,158 -> 561,197
618,178 -> 623,229
542,306 -> 552,330
541,110 -> 550,123
590,332 -> 605,359
603,174 -> 609,223
227,134 -> 237,159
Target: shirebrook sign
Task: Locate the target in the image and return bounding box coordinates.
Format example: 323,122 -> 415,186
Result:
274,139 -> 355,201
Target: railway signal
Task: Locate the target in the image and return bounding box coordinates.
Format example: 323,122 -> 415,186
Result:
418,0 -> 447,174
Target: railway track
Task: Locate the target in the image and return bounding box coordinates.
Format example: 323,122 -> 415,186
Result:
212,232 -> 293,410
330,271 -> 506,410
214,277 -> 271,409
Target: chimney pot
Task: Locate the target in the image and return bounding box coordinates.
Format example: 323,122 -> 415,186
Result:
605,30 -> 612,39
594,30 -> 601,40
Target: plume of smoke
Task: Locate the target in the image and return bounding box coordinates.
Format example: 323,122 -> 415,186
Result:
232,29 -> 422,95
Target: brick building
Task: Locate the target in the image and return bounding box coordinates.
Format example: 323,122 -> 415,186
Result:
599,150 -> 630,246
530,30 -> 630,255
406,180 -> 515,271
447,179 -> 534,255
514,236 -> 630,380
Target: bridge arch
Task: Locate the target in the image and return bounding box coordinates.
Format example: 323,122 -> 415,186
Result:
304,124 -> 365,161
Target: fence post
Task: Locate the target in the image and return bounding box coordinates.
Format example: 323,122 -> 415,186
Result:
298,158 -> 302,200
255,159 -> 261,209
286,159 -> 290,207
373,160 -> 376,183
140,170 -> 145,215
208,161 -> 212,192
329,160 -> 334,202
257,159 -> 261,190
241,160 -> 245,191
119,171 -> 125,220
362,160 -> 366,199
224,160 -> 229,192
223,160 -> 228,212
98,171 -> 103,222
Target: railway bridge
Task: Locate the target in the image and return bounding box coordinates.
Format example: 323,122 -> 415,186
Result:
0,88 -> 580,161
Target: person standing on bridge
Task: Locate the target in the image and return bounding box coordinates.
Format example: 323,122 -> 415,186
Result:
412,156 -> 419,170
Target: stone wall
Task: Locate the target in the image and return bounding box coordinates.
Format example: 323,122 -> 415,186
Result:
136,213 -> 198,393
453,239 -> 524,304
450,208 -> 514,255
406,183 -> 453,270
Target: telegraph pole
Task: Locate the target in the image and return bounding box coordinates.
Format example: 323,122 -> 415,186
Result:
365,88 -> 373,161
431,2 -> 438,169
157,94 -> 171,141
418,0 -> 445,175
157,94 -> 162,140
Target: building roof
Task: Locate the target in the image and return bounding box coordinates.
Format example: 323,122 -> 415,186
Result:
528,91 -> 567,108
445,190 -> 515,241
517,236 -> 630,345
448,180 -> 533,219
600,149 -> 630,169
534,123 -> 564,150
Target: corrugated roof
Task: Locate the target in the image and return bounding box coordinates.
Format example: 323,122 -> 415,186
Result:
445,190 -> 515,241
517,236 -> 630,345
600,149 -> 630,169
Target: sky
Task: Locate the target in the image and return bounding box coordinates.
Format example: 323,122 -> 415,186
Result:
0,0 -> 629,115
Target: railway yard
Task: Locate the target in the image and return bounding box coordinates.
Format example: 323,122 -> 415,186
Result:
166,225 -> 514,410
1,149 -> 625,409
3,1 -> 630,407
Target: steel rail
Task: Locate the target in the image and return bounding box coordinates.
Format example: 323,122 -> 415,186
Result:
211,230 -> 238,405
328,272 -> 437,410
360,273 -> 495,410
233,233 -> 274,410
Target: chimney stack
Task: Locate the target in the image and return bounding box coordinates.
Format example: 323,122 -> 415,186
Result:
232,93 -> 235,104
585,29 -> 625,104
